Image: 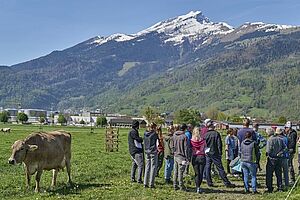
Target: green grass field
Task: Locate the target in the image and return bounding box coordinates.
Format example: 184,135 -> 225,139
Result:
0,124 -> 299,200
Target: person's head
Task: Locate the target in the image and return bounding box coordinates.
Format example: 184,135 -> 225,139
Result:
174,124 -> 180,131
275,127 -> 282,135
227,128 -> 234,136
204,119 -> 212,128
187,124 -> 193,132
150,122 -> 157,131
253,123 -> 259,132
284,121 -> 292,132
192,127 -> 201,141
243,118 -> 251,128
245,131 -> 252,140
180,123 -> 187,131
132,120 -> 139,129
233,128 -> 238,136
266,127 -> 274,137
205,119 -> 215,130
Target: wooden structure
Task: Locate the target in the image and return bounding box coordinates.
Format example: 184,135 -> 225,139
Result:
105,127 -> 119,152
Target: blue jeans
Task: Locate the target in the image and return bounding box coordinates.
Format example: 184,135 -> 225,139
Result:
241,161 -> 257,192
164,157 -> 174,180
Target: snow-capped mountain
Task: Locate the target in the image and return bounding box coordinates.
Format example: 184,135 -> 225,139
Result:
2,11 -> 300,115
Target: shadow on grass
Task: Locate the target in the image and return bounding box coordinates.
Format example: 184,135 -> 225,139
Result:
47,182 -> 112,195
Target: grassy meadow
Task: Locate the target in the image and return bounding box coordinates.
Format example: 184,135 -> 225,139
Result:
0,124 -> 299,200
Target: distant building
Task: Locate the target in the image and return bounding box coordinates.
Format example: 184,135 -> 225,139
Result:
4,108 -> 18,122
19,109 -> 47,123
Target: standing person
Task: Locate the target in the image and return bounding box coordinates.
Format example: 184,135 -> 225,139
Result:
164,125 -> 175,184
204,119 -> 235,188
238,118 -> 257,145
156,125 -> 164,177
284,121 -> 298,185
191,127 -> 206,193
240,131 -> 260,194
265,127 -> 286,193
184,124 -> 193,176
143,123 -> 159,188
298,136 -> 300,176
253,123 -> 267,171
173,124 -> 189,191
277,127 -> 290,189
225,128 -> 236,176
128,120 -> 144,183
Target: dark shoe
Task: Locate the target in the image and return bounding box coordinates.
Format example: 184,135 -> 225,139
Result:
137,180 -> 143,184
265,189 -> 273,193
165,179 -> 172,184
207,183 -> 215,187
150,185 -> 155,189
144,185 -> 149,188
252,191 -> 260,195
174,186 -> 179,191
226,183 -> 236,188
131,179 -> 136,183
179,186 -> 186,191
244,190 -> 250,194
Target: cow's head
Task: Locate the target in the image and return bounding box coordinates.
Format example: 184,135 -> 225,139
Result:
8,140 -> 38,165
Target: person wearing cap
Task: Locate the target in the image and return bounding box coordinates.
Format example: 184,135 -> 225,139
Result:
265,127 -> 286,192
253,123 -> 267,171
204,119 -> 235,188
173,123 -> 189,191
284,121 -> 298,184
277,127 -> 290,188
128,120 -> 144,183
143,122 -> 159,188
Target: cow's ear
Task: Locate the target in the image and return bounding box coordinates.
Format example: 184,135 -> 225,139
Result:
28,145 -> 38,151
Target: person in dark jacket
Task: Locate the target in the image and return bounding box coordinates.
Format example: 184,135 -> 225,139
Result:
204,119 -> 235,188
173,123 -> 189,191
284,121 -> 298,184
265,127 -> 287,192
164,125 -> 175,184
277,127 -> 290,188
237,118 -> 257,145
143,123 -> 159,188
128,120 -> 144,183
240,131 -> 259,194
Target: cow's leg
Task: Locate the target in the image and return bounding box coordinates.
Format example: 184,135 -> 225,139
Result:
35,170 -> 43,193
25,169 -> 31,189
66,159 -> 72,185
51,169 -> 58,187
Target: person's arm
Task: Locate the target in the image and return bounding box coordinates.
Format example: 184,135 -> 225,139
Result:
184,136 -> 188,159
289,132 -> 297,153
130,130 -> 143,143
217,132 -> 222,155
254,143 -> 259,164
266,139 -> 270,157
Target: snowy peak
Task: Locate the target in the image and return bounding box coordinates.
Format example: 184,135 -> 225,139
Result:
137,11 -> 233,44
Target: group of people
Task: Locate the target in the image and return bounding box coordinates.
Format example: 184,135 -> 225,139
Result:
128,118 -> 300,194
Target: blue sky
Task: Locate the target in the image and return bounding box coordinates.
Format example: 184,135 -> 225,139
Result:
1,0 -> 300,66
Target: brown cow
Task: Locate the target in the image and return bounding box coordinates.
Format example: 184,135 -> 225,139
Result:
8,131 -> 72,192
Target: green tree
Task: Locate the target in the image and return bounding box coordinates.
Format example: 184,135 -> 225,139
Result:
205,107 -> 219,120
96,116 -> 107,127
0,111 -> 9,123
57,114 -> 67,125
17,112 -> 28,124
174,109 -> 200,126
39,117 -> 45,124
143,106 -> 159,123
278,116 -> 287,124
217,112 -> 228,121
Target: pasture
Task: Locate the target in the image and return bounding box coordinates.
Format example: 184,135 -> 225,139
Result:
0,124 -> 299,200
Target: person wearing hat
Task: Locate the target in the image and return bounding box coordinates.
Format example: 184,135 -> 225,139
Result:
284,121 -> 298,184
204,119 -> 235,188
128,120 -> 144,183
277,127 -> 290,188
265,127 -> 286,192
